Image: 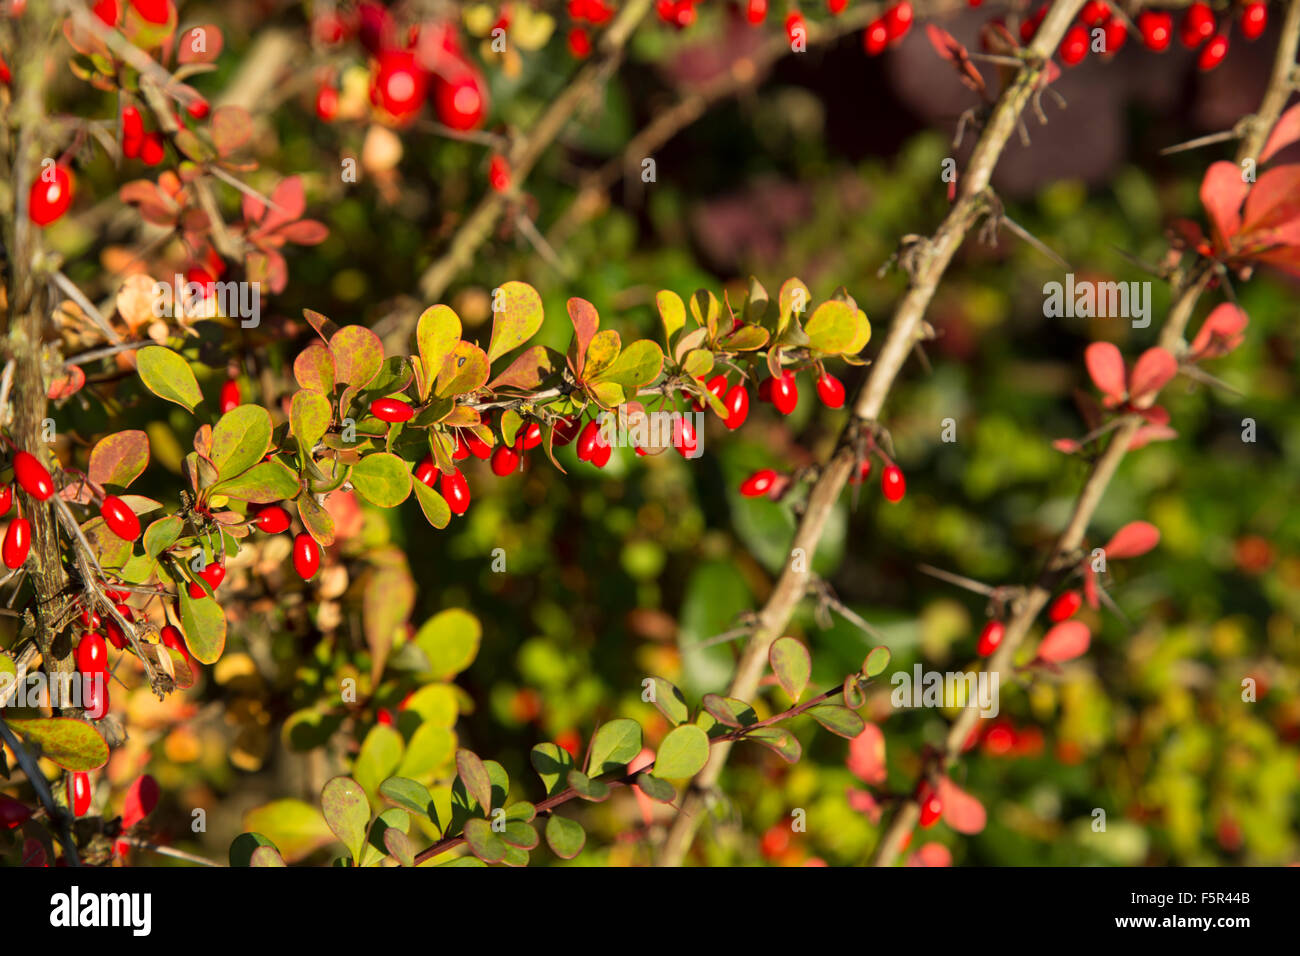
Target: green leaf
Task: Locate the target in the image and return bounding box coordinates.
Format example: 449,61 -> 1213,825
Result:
566,297 -> 600,377
700,694 -> 757,730
770,636 -> 811,702
355,724 -> 404,798
414,609 -> 481,680
804,300 -> 859,353
652,724 -> 710,779
229,832 -> 278,867
487,345 -> 561,391
143,516 -> 182,560
530,743 -> 574,797
7,717 -> 109,771
636,773 -> 676,803
656,289 -> 686,344
462,817 -> 507,863
320,776 -> 370,866
501,820 -> 539,850
434,341 -> 489,398
297,491 -> 335,546
863,645 -> 892,678
397,724 -> 455,779
416,305 -> 461,400
487,280 -> 545,364
290,389 -> 332,450
808,705 -> 866,739
586,718 -> 642,776
249,845 -> 286,866
401,683 -> 459,726
293,342 -> 335,394
330,325 -> 384,388
88,430 -> 149,488
351,452 -> 412,507
745,727 -> 802,764
211,458 -> 299,503
646,677 -> 689,726
178,588 -> 227,664
718,324 -> 770,351
591,339 -> 663,389
412,477 -> 451,529
565,770 -> 610,802
583,329 -> 621,380
210,404 -> 273,479
456,749 -> 493,814
241,801 -> 333,863
136,346 -> 202,412
544,814 -> 585,859
383,826 -> 416,867
379,777 -> 439,826
843,674 -> 867,709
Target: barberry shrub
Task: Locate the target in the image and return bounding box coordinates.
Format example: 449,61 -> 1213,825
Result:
1,0 -> 1297,870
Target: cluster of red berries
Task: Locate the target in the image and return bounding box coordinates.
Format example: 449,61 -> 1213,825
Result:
863,2 -> 916,56
974,588 -> 1081,658
571,0 -> 617,57
1049,1 -> 1267,70
120,104 -> 168,166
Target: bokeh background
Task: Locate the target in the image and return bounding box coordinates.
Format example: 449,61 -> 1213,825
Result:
20,1 -> 1300,865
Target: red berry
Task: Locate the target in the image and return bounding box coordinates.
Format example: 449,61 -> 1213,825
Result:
433,71 -> 487,132
1102,16 -> 1128,55
3,519 -> 30,570
465,432 -> 492,460
674,417 -> 698,458
80,608 -> 101,629
488,154 -> 510,192
1048,589 -> 1082,622
452,433 -> 470,460
1241,2 -> 1267,40
516,422 -> 543,451
850,458 -> 873,485
82,679 -> 109,720
864,18 -> 889,54
881,464 -> 905,503
373,50 -> 427,120
186,98 -> 209,120
1021,6 -> 1047,42
1181,2 -> 1215,47
704,373 -> 728,405
745,0 -> 767,24
1060,24 -> 1089,65
816,372 -> 845,408
254,505 -> 291,534
590,440 -> 612,468
1198,34 -> 1228,70
13,451 -> 54,501
1081,0 -> 1109,26
0,485 -> 11,517
739,469 -> 777,498
976,620 -> 1005,657
827,0 -> 848,14
316,84 -> 340,122
918,786 -> 942,827
759,823 -> 791,859
723,384 -> 749,430
139,133 -> 165,166
100,495 -> 140,542
439,468 -> 471,515
414,456 -> 437,487
785,11 -> 806,44
77,632 -> 108,673
552,417 -> 581,447
28,165 -> 74,227
1138,10 -> 1173,51
68,772 -> 92,817
160,623 -> 191,666
377,708 -> 394,726
883,1 -> 913,39
130,0 -> 171,25
0,795 -> 33,830
370,397 -> 414,423
293,533 -> 320,580
769,372 -> 798,415
491,444 -> 520,476
576,419 -> 604,462
188,562 -> 225,598
568,26 -> 592,58
93,0 -> 119,25
104,615 -> 127,649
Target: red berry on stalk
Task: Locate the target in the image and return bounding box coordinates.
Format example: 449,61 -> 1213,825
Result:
816,372 -> 845,408
440,468 -> 471,515
373,50 -> 427,120
1181,2 -> 1215,47
740,469 -> 777,498
590,440 -> 612,468
465,432 -> 492,460
93,0 -> 119,25
1241,2 -> 1267,40
1081,0 -> 1109,26
29,166 -> 74,227
69,772 -> 92,817
186,98 -> 209,120
130,0 -> 171,25
0,485 -> 11,517
1048,589 -> 1082,622
122,105 -> 144,158
77,632 -> 108,673
568,26 -> 592,58
1102,16 -> 1128,54
864,18 -> 889,54
80,608 -> 101,629
705,373 -> 729,405
850,458 -> 872,485
1060,24 -> 1089,65
576,419 -> 603,462
828,0 -> 848,14
769,371 -> 798,415
883,1 -> 914,39
213,379 -> 238,416
254,505 -> 291,534
976,620 -> 1005,657
881,464 -> 905,502
452,433 -> 470,460
433,71 -> 487,132
3,518 -> 30,570
293,533 -> 320,580
140,133 -> 165,166
488,154 -> 510,192
674,417 -> 698,458
100,495 -> 141,542
12,451 -> 52,498
1021,6 -> 1046,42
414,456 -> 437,487
552,417 -> 581,447
1138,10 -> 1173,50
745,0 -> 767,24
516,422 -> 543,451
370,397 -> 414,423
82,680 -> 109,720
491,444 -> 520,476
723,384 -> 749,430
316,84 -> 339,122
918,785 -> 942,827
1198,34 -> 1228,70
104,616 -> 127,649
785,11 -> 806,44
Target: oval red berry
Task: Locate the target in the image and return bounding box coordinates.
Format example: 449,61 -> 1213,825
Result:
293,532 -> 321,580
101,495 -> 141,542
371,397 -> 415,423
881,465 -> 906,503
13,451 -> 54,501
254,505 -> 291,534
2,518 -> 30,570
